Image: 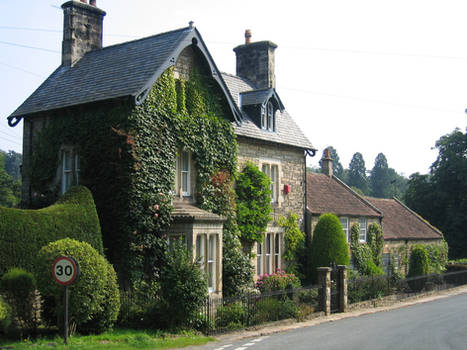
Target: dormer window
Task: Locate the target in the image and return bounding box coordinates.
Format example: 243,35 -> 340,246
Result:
261,101 -> 276,132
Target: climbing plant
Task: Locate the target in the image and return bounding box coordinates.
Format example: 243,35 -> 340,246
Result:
28,64 -> 241,289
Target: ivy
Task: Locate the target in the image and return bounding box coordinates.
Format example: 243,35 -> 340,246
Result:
350,223 -> 384,276
28,65 -> 241,290
277,213 -> 305,276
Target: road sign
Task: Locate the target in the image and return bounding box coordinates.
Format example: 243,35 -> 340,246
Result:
52,256 -> 79,286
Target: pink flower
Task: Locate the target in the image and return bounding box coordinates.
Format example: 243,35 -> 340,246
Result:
154,204 -> 159,210
154,213 -> 159,218
133,230 -> 137,235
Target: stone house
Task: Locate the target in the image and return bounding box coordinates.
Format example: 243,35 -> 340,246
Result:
307,149 -> 443,273
7,1 -> 316,294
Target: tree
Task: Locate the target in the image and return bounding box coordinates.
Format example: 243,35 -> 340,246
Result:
405,128 -> 467,258
308,213 -> 350,281
0,153 -> 20,208
347,152 -> 369,194
3,151 -> 21,181
370,153 -> 391,198
319,146 -> 345,181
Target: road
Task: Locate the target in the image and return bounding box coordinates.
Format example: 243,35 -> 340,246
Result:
198,293 -> 467,350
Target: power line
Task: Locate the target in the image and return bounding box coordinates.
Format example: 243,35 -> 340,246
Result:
0,40 -> 60,54
0,61 -> 44,78
0,26 -> 138,38
278,86 -> 462,114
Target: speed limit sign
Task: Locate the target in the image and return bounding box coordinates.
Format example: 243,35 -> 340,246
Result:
52,256 -> 79,286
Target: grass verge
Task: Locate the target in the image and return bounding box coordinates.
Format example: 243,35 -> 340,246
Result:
0,329 -> 214,349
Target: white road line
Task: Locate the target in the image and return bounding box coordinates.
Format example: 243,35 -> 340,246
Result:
252,336 -> 269,342
244,343 -> 254,346
214,346 -> 233,350
234,347 -> 247,350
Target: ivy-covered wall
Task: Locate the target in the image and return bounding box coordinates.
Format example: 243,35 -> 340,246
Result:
23,46 -> 238,284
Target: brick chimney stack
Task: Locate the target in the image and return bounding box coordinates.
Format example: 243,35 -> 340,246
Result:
233,30 -> 277,89
321,147 -> 333,177
61,0 -> 106,66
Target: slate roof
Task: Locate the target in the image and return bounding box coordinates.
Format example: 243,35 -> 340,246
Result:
365,197 -> 443,240
306,173 -> 382,217
222,73 -> 315,151
240,88 -> 284,110
10,27 -> 192,118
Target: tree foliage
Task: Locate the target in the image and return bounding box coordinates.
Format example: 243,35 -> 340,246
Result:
369,152 -> 407,198
0,152 -> 20,208
347,152 -> 369,194
277,213 -> 306,277
350,223 -> 384,276
405,128 -> 467,258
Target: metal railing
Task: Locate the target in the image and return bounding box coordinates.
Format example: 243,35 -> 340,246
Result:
200,285 -> 322,335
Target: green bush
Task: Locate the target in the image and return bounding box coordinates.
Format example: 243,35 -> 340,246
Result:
408,245 -> 430,278
367,223 -> 384,267
309,213 -> 350,281
215,301 -> 247,329
35,238 -> 119,334
348,274 -> 390,303
0,186 -> 103,276
252,297 -> 298,324
235,162 -> 272,250
425,240 -> 448,274
0,296 -> 11,334
350,223 -> 384,276
256,270 -> 301,293
277,213 -> 306,277
0,268 -> 37,331
149,241 -> 207,329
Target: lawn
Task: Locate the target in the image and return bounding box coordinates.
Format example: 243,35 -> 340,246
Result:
0,329 -> 215,349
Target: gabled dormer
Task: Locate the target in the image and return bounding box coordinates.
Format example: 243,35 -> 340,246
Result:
240,88 -> 284,132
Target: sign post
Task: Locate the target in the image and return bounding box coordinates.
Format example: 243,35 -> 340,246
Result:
52,256 -> 79,345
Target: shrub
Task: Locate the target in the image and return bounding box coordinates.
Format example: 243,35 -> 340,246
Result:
351,223 -> 384,276
215,301 -> 247,329
425,240 -> 448,274
0,186 -> 103,276
367,223 -> 384,267
277,213 -> 306,277
255,270 -> 301,293
408,245 -> 430,278
35,238 -> 119,334
0,268 -> 37,332
235,162 -> 272,251
309,213 -> 350,281
251,297 -> 298,324
0,296 -> 11,334
348,274 -> 390,303
150,240 -> 208,329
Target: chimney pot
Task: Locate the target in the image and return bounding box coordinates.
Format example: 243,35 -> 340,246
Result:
245,29 -> 252,44
189,21 -> 194,29
321,147 -> 333,177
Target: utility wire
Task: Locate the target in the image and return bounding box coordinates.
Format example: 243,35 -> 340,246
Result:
0,61 -> 44,78
0,40 -> 60,54
0,26 -> 138,38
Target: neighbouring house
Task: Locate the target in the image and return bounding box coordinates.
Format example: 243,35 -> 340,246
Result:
7,1 -> 316,294
306,148 -> 443,274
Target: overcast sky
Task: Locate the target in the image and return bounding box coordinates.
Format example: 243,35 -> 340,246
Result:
1,0 -> 466,176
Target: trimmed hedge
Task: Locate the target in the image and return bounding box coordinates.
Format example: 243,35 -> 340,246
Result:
309,213 -> 350,281
0,186 -> 103,275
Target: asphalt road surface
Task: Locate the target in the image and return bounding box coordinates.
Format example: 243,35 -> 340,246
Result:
203,293 -> 467,350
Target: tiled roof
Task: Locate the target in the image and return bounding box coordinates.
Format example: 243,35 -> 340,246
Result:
240,88 -> 284,111
365,197 -> 443,240
10,27 -> 192,118
306,173 -> 382,217
222,73 -> 315,151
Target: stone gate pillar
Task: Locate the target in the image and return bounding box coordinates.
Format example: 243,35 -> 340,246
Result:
318,267 -> 332,316
337,265 -> 348,313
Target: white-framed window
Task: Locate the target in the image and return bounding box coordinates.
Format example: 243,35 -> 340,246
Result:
261,105 -> 267,130
267,101 -> 275,131
265,233 -> 272,274
196,234 -> 218,293
257,241 -> 263,276
339,217 -> 349,242
207,235 -> 217,292
274,234 -> 281,271
359,217 -> 367,242
257,233 -> 282,276
61,150 -> 80,194
261,163 -> 279,203
175,150 -> 191,197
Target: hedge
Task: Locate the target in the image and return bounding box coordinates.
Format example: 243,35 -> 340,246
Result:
0,186 -> 103,275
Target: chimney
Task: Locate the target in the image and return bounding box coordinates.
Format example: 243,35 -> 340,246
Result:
233,30 -> 277,89
321,147 -> 333,177
61,0 -> 106,66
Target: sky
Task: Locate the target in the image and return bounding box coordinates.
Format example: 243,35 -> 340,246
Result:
1,0 -> 466,177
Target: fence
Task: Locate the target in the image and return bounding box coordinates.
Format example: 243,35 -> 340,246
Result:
348,270 -> 467,305
200,284 -> 322,335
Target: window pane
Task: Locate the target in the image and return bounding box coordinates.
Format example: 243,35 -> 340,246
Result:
266,234 -> 272,274
196,235 -> 206,272
339,217 -> 349,242
208,235 -> 216,291
274,234 -> 280,271
267,102 -> 274,131
359,218 -> 367,242
257,242 -> 263,276
271,165 -> 278,202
